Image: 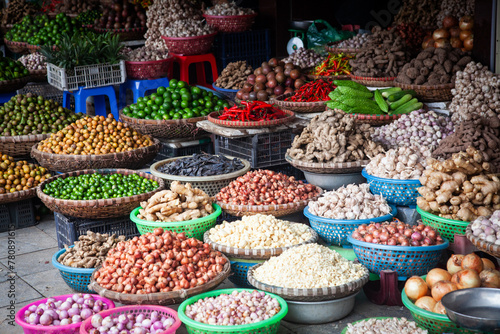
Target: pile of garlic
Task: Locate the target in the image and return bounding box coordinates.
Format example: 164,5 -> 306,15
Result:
308,184 -> 391,220
365,147 -> 429,180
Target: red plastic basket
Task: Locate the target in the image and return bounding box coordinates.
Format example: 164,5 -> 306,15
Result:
161,33 -> 217,56
125,57 -> 173,80
203,13 -> 257,33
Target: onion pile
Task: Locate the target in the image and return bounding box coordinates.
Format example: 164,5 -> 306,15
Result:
18,52 -> 46,71
406,252 -> 500,314
335,33 -> 369,49
161,19 -> 213,37
471,210 -> 500,245
23,294 -> 108,326
373,109 -> 454,151
352,220 -> 444,246
89,310 -> 175,334
282,47 -> 324,69
94,228 -> 227,294
124,46 -> 169,62
204,2 -> 255,16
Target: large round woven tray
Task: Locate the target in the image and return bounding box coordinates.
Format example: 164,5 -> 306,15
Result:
203,13 -> 257,33
28,69 -> 47,82
36,169 -> 165,219
150,155 -> 251,197
466,225 -> 500,258
203,225 -> 319,260
161,33 -> 217,56
306,73 -> 351,81
88,258 -> 230,305
247,263 -> 370,302
0,133 -> 50,157
350,74 -> 395,87
216,186 -> 322,217
207,109 -> 295,128
347,112 -> 402,125
0,76 -> 29,94
119,112 -> 207,140
31,138 -> 160,172
286,154 -> 368,174
4,39 -> 27,54
0,187 -> 37,205
94,26 -> 146,41
393,81 -> 454,102
273,92 -> 327,113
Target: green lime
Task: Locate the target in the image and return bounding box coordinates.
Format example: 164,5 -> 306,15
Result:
191,86 -> 201,95
157,86 -> 166,95
169,79 -> 178,88
177,80 -> 187,89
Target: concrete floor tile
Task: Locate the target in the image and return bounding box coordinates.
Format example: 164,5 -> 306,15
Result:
0,227 -> 56,257
0,248 -> 58,277
22,269 -> 75,298
0,298 -> 39,334
0,263 -> 11,284
34,217 -> 58,241
0,278 -> 42,308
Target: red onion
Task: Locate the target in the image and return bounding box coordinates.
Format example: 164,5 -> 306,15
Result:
411,232 -> 423,241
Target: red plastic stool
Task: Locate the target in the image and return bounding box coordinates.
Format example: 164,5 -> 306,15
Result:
170,53 -> 218,88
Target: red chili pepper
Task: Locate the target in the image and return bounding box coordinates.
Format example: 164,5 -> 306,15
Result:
217,101 -> 287,122
285,79 -> 336,102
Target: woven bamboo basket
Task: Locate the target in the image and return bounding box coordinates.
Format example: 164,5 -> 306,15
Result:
347,112 -> 402,126
94,27 -> 146,41
88,258 -> 230,305
36,169 -> 165,219
120,112 -> 207,139
350,74 -> 395,87
0,76 -> 29,94
393,81 -> 454,102
273,92 -> 327,113
0,187 -> 37,205
466,225 -> 500,258
203,225 -> 319,260
4,39 -> 28,54
0,133 -> 50,157
216,186 -> 322,217
286,154 -> 369,174
207,109 -> 295,128
28,69 -> 47,82
31,138 -> 160,172
161,33 -> 217,56
203,13 -> 257,33
247,264 -> 370,302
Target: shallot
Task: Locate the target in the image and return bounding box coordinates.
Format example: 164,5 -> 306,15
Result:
471,210 -> 500,245
88,311 -> 175,334
366,147 -> 429,180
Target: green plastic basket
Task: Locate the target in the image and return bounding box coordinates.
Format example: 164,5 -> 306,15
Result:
417,206 -> 469,243
178,288 -> 288,334
340,317 -> 425,333
402,284 -> 475,334
130,203 -> 222,240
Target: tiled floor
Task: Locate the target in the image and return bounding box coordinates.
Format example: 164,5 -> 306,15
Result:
0,215 -> 411,334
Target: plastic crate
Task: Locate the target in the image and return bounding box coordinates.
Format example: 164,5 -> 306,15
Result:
17,82 -> 74,108
143,137 -> 214,168
0,199 -> 36,232
47,60 -> 126,91
214,131 -> 294,169
54,212 -> 139,249
214,29 -> 271,71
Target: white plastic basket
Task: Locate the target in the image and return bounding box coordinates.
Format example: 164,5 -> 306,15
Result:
47,60 -> 127,91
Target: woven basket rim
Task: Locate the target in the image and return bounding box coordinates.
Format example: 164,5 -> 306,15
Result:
216,185 -> 322,213
393,81 -> 455,90
0,187 -> 37,205
150,155 -> 251,182
207,109 -> 295,128
124,57 -> 172,65
274,92 -> 328,106
466,225 -> 500,257
247,263 -> 370,301
0,132 -> 50,143
161,32 -> 217,41
36,168 -> 165,208
120,111 -> 207,125
286,154 -> 369,172
362,168 -> 421,184
350,74 -> 396,81
350,113 -> 402,120
94,26 -> 146,33
203,225 -> 319,260
88,256 -> 231,303
202,13 -> 257,19
0,76 -> 29,87
32,137 -> 160,161
3,39 -> 27,46
29,69 -> 47,74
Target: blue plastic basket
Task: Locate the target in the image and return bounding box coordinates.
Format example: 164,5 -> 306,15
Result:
52,247 -> 94,293
362,168 -> 421,206
228,257 -> 264,288
347,235 -> 449,280
304,205 -> 397,246
212,83 -> 238,101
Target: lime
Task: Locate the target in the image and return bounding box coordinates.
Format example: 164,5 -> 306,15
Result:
169,79 -> 178,88
157,86 -> 166,95
177,80 -> 187,89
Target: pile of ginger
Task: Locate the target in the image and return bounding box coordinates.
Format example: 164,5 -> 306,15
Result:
138,181 -> 213,222
417,147 -> 500,221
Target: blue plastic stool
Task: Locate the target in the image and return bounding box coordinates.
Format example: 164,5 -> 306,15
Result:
118,77 -> 170,110
0,91 -> 17,104
63,86 -> 119,120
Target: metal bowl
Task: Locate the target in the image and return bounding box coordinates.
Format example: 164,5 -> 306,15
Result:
283,292 -> 358,324
303,171 -> 366,190
441,288 -> 500,333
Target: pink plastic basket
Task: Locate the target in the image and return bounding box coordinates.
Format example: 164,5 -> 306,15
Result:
15,294 -> 115,334
79,305 -> 181,334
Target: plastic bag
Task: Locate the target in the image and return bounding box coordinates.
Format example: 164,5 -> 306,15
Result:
307,20 -> 355,48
